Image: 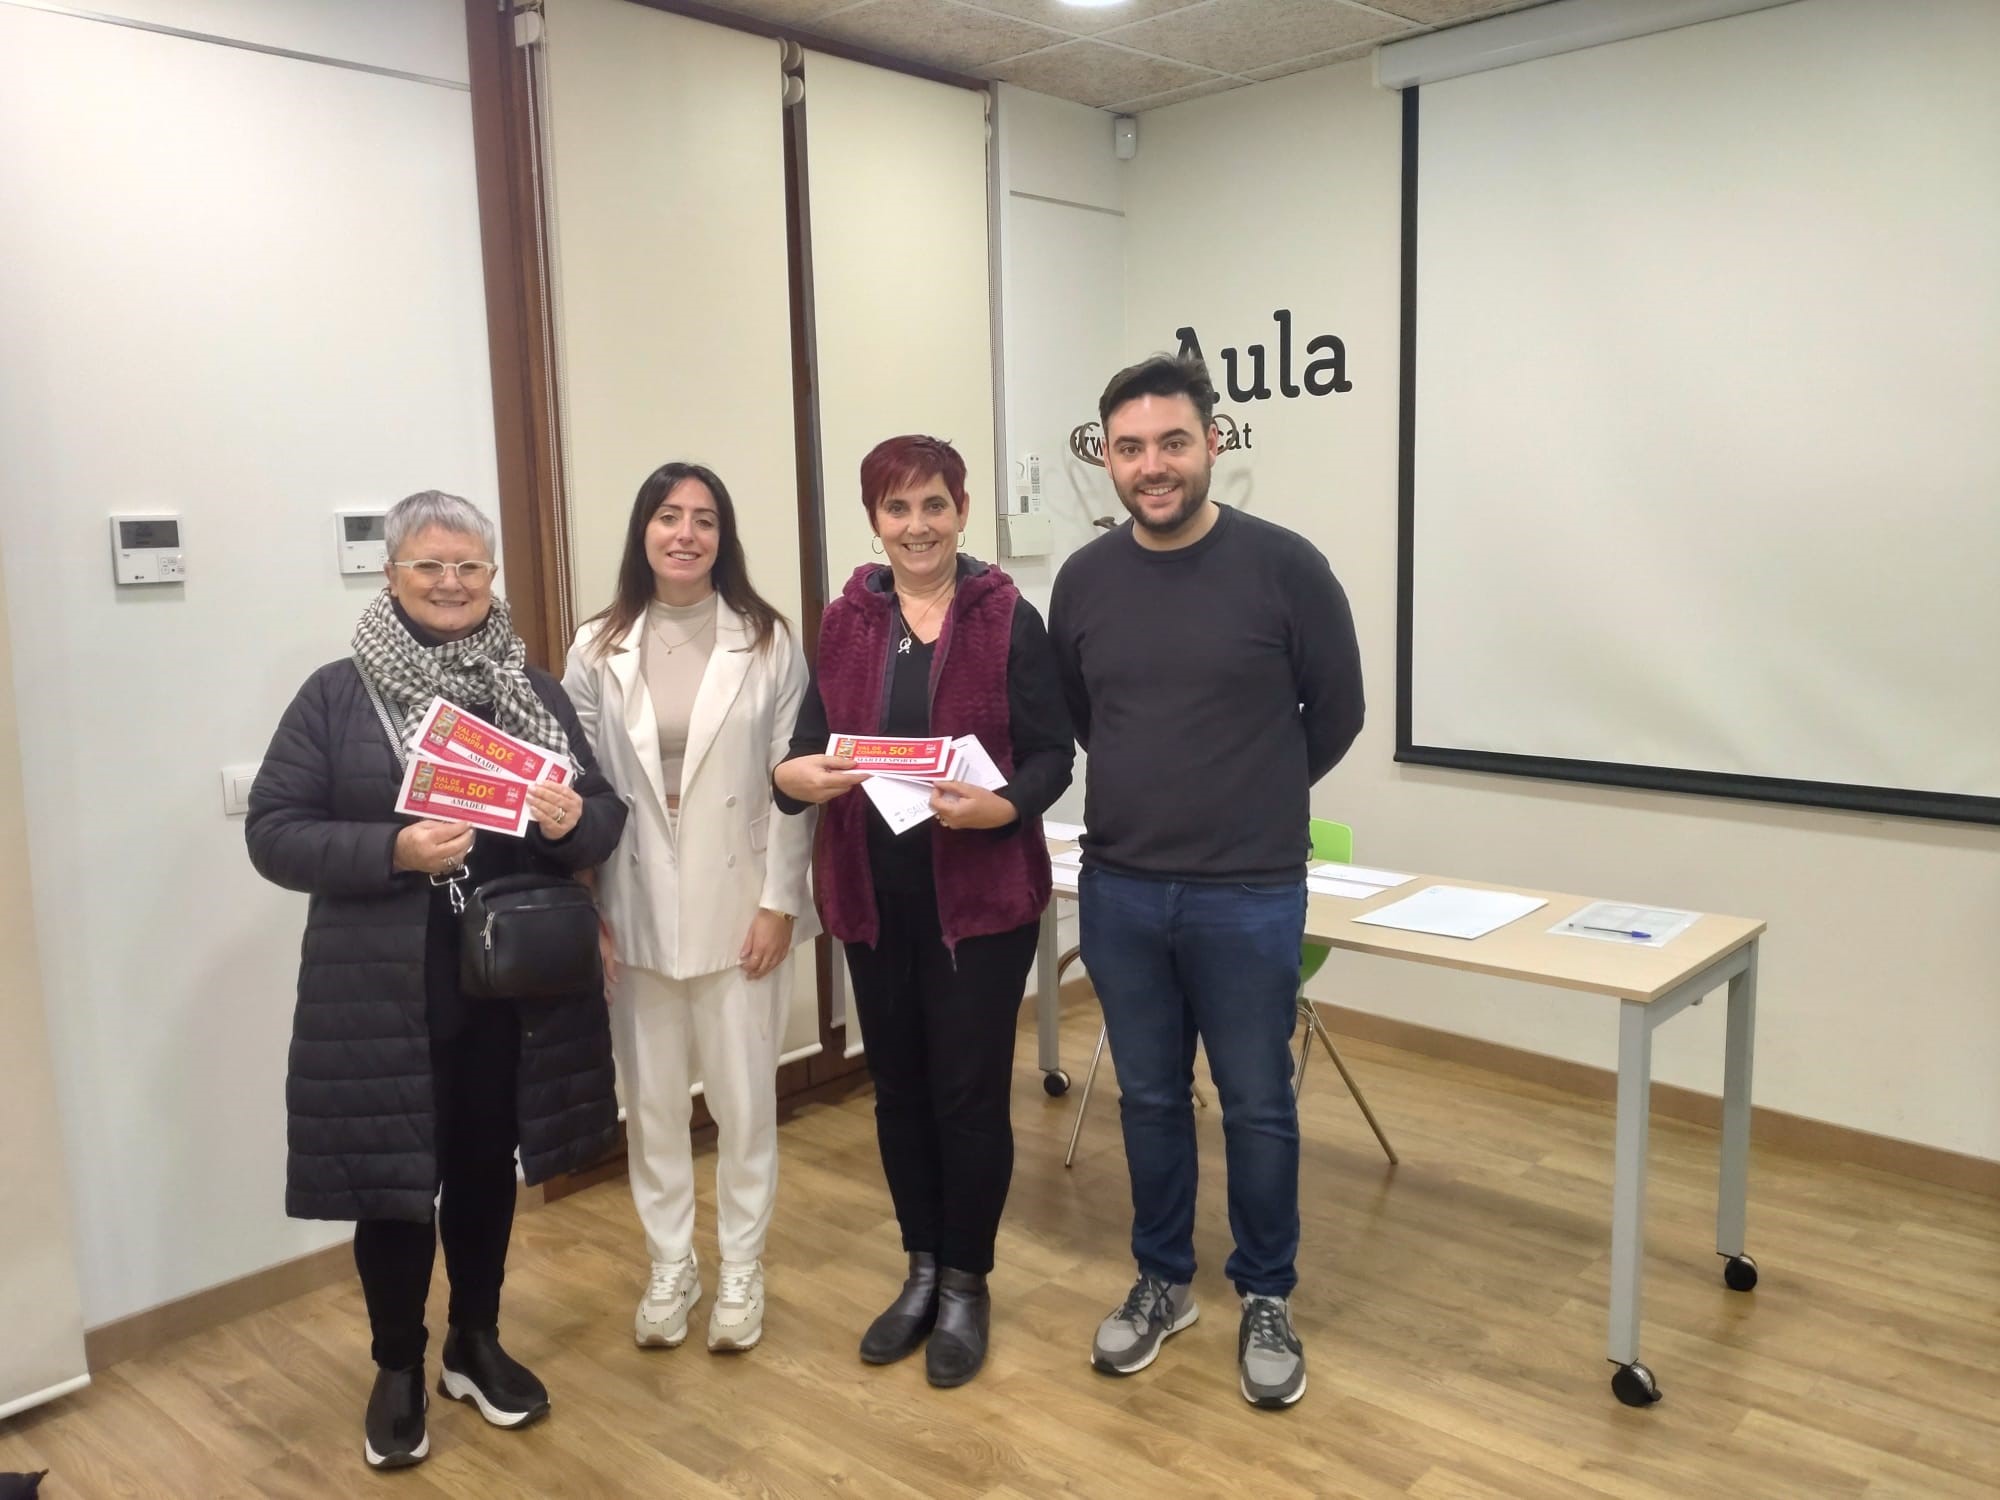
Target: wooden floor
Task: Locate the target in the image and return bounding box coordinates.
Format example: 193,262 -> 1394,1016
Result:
6,1002 -> 1997,1498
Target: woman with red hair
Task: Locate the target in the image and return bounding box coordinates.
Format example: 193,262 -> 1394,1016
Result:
775,434 -> 1072,1388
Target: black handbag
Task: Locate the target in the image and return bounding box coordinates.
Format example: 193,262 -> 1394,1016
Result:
459,873 -> 600,1001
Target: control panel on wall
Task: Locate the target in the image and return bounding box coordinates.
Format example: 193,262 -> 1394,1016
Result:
109,513 -> 185,585
1000,453 -> 1051,558
335,510 -> 389,575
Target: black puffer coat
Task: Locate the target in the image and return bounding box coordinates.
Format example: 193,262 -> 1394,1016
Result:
247,658 -> 626,1222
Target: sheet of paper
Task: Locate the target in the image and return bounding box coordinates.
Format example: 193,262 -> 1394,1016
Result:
1042,820 -> 1085,844
1306,872 -> 1384,900
860,772 -> 935,835
947,735 -> 1006,792
1352,885 -> 1546,940
410,697 -> 571,785
1551,902 -> 1701,948
1315,863 -> 1414,889
395,755 -> 533,837
827,733 -> 954,779
1049,847 -> 1084,869
1050,863 -> 1079,895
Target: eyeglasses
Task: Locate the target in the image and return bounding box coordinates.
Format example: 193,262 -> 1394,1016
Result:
391,559 -> 497,586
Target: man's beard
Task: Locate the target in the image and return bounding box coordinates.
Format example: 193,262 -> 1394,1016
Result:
1115,464 -> 1211,535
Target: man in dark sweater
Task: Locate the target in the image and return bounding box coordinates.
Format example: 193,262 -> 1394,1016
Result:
1048,354 -> 1363,1410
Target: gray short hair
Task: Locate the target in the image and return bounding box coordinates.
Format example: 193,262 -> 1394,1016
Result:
385,490 -> 497,560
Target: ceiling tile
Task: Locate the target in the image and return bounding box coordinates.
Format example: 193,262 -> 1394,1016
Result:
697,0 -> 862,26
1363,0 -> 1543,24
1110,74 -> 1247,112
987,37 -> 1217,109
1101,0 -> 1413,77
1242,38 -> 1375,83
961,0 -> 1208,37
812,0 -> 1068,70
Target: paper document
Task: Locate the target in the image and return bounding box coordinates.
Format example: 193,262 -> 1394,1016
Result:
828,733 -> 955,779
1306,872 -> 1386,901
1352,885 -> 1546,940
1551,902 -> 1700,947
856,734 -> 1006,834
1050,862 -> 1080,895
411,697 -> 572,786
1042,820 -> 1085,844
860,773 -> 934,835
946,735 -> 1007,792
1320,863 -> 1414,889
395,755 -> 534,837
1049,847 -> 1084,869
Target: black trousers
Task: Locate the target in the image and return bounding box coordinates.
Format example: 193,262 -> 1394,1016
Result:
352,1000 -> 522,1370
843,889 -> 1041,1275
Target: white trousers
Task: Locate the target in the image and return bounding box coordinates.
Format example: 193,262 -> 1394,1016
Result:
612,957 -> 790,1267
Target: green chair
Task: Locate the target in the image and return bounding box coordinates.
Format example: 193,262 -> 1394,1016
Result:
1297,819 -> 1397,1163
1062,818 -> 1398,1168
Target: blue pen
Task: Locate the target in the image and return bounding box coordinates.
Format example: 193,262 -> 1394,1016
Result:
1579,923 -> 1652,940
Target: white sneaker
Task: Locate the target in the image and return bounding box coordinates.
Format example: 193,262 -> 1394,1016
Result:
707,1260 -> 764,1352
635,1251 -> 700,1348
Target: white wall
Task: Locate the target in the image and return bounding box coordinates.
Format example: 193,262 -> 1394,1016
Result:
1119,60 -> 2000,1161
993,85 -> 1130,962
0,0 -> 501,1325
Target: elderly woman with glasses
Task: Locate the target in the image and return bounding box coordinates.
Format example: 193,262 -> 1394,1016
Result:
246,491 -> 626,1472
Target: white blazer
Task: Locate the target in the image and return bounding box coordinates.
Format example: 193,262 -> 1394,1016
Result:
563,603 -> 818,980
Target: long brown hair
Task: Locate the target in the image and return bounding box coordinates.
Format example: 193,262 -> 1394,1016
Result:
585,462 -> 786,661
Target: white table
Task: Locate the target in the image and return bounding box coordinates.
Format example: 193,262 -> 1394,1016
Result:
1031,850 -> 1765,1407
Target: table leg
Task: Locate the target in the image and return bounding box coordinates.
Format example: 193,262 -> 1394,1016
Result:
1036,904 -> 1066,1093
1608,997 -> 1660,1405
1717,939 -> 1759,1288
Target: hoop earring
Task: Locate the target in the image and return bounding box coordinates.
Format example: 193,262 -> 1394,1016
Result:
870,535 -> 884,555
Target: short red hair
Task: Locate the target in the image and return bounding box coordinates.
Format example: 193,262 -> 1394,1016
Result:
859,435 -> 968,522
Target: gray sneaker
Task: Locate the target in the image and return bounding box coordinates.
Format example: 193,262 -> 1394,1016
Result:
1238,1294 -> 1306,1408
1092,1273 -> 1198,1375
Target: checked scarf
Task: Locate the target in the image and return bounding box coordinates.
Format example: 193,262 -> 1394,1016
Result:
350,590 -> 567,755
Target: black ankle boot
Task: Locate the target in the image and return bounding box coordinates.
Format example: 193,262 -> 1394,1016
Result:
859,1252 -> 939,1365
363,1363 -> 428,1469
925,1268 -> 990,1388
438,1326 -> 549,1428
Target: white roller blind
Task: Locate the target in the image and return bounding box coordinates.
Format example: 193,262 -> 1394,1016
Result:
1407,0 -> 2000,813
805,52 -> 997,594
540,0 -> 819,1057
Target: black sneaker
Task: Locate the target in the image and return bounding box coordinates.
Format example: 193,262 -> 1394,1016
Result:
363,1363 -> 429,1469
1238,1294 -> 1307,1409
438,1326 -> 550,1428
1091,1273 -> 1198,1375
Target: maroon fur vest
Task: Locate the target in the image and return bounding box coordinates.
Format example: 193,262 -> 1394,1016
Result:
813,559 -> 1051,950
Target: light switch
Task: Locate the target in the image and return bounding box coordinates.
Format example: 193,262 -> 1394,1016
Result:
221,763 -> 260,817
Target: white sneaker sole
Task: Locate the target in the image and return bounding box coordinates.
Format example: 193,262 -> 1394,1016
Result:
635,1289 -> 701,1348
364,1430 -> 429,1469
706,1318 -> 763,1353
1091,1301 -> 1199,1375
1241,1367 -> 1307,1409
437,1368 -> 546,1428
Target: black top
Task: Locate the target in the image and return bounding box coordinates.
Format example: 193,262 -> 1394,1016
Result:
1048,505 -> 1364,883
777,593 -> 1075,892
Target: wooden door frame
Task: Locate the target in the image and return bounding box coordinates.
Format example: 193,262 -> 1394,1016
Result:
464,0 -> 988,1131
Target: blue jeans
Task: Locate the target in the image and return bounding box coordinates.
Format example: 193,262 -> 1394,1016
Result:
1079,866 -> 1307,1298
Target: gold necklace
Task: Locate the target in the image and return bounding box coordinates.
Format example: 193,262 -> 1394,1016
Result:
649,602 -> 716,655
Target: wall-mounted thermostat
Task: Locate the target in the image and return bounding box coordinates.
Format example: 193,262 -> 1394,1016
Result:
109,513 -> 186,585
335,510 -> 389,575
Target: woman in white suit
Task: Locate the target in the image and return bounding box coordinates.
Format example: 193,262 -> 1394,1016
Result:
563,462 -> 816,1355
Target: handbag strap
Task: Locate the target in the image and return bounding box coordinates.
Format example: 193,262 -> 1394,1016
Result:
353,657 -> 409,771
357,657 -> 470,907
